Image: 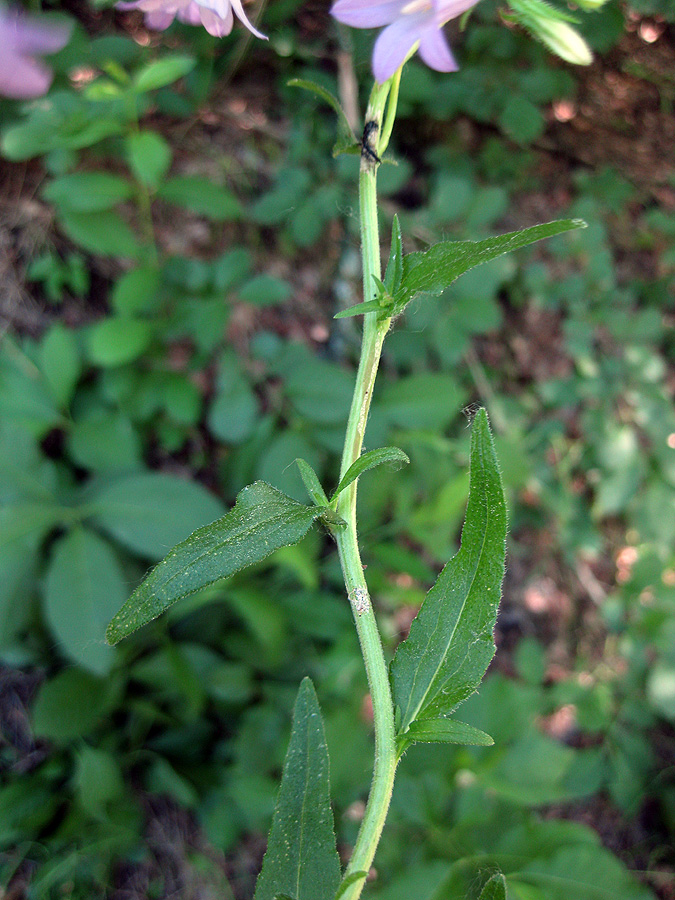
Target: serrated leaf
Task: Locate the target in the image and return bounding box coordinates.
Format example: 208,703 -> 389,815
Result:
334,300 -> 383,319
295,458 -> 329,507
390,409 -> 506,733
254,678 -> 341,900
106,482 -> 328,644
332,447 -> 409,501
288,78 -> 357,157
398,220 -> 586,306
399,717 -> 494,753
479,874 -> 507,900
383,214 -> 403,295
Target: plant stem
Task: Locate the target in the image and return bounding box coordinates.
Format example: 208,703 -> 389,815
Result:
334,77 -> 401,900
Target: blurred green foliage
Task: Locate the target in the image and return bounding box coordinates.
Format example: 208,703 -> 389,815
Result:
0,0 -> 674,897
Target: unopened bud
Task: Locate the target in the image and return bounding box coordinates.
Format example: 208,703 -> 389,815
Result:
535,19 -> 593,65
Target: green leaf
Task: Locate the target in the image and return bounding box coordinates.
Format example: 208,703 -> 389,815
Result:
288,78 -> 357,157
254,678 -> 341,900
57,209 -> 141,259
479,874 -> 507,900
106,482 -> 328,644
158,175 -> 241,220
399,220 -> 586,305
43,173 -> 134,213
399,717 -> 494,753
32,669 -> 108,742
390,409 -> 507,733
45,528 -> 126,675
332,447 -> 409,501
90,472 -> 225,560
126,131 -> 172,188
334,299 -> 383,319
295,458 -> 329,507
133,54 -> 195,92
39,323 -> 80,409
383,214 -> 403,295
334,872 -> 368,900
87,317 -> 153,366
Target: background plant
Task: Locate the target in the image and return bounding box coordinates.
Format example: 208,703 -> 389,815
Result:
0,1 -> 673,898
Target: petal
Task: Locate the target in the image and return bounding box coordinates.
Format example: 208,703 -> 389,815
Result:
330,0 -> 405,28
0,53 -> 53,98
418,23 -> 457,71
7,15 -> 71,55
227,0 -> 267,38
199,5 -> 235,36
372,16 -> 421,83
144,9 -> 178,29
434,0 -> 478,25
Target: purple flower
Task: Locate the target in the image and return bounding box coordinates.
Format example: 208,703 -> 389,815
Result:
331,0 -> 479,83
117,0 -> 267,39
0,6 -> 71,99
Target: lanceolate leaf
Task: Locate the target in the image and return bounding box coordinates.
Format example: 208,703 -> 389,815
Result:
334,299 -> 382,320
288,79 -> 358,157
106,482 -> 328,644
398,718 -> 494,754
295,458 -> 329,507
479,874 -> 507,900
332,447 -> 410,502
398,219 -> 585,304
383,214 -> 403,296
390,409 -> 506,733
254,678 -> 341,900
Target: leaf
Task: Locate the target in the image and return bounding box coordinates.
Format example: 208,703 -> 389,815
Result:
479,874 -> 507,900
332,447 -> 409,501
288,78 -> 357,157
45,529 -> 126,675
399,718 -> 494,753
90,472 -> 225,560
57,209 -> 141,259
133,54 -> 195,92
32,669 -> 108,742
390,409 -> 507,733
126,130 -> 172,188
334,872 -> 368,900
295,458 -> 329,507
43,173 -> 134,213
106,482 -> 328,644
398,220 -> 586,306
39,324 -> 81,409
158,175 -> 241,220
254,678 -> 341,900
334,299 -> 383,319
87,317 -> 153,366
383,214 -> 403,296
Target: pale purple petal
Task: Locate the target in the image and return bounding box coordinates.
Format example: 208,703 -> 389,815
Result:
9,18 -> 71,54
372,15 -> 423,83
198,5 -> 234,36
0,52 -> 53,99
330,0 -> 406,29
418,22 -> 457,71
228,0 -> 266,38
144,9 -> 177,29
435,0 -> 479,26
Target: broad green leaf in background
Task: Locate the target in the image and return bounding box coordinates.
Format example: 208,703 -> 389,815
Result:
132,54 -> 195,92
391,409 -> 507,733
158,176 -> 241,221
42,173 -> 134,213
87,316 -> 153,367
39,323 -> 81,409
398,220 -> 586,308
45,528 -> 126,675
90,471 -> 225,560
56,209 -> 141,259
125,130 -> 172,188
332,447 -> 410,501
479,874 -> 507,900
254,678 -> 341,900
32,668 -> 109,743
106,482 -> 330,644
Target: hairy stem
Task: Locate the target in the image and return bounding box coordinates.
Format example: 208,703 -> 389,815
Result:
334,77 -> 400,900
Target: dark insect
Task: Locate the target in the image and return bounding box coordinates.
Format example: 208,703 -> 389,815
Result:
361,120 -> 381,164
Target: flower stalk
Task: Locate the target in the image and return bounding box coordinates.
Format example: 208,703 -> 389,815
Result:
334,74 -> 402,900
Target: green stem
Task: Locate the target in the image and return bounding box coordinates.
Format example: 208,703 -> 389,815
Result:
334,75 -> 401,900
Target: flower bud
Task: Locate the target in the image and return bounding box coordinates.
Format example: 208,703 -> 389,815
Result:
533,19 -> 593,65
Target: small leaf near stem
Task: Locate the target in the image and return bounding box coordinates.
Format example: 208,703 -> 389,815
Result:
331,447 -> 409,504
